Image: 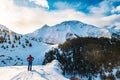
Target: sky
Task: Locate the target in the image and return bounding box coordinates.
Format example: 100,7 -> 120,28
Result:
0,0 -> 120,34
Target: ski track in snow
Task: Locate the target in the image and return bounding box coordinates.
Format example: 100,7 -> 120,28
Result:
0,60 -> 69,80
11,71 -> 33,80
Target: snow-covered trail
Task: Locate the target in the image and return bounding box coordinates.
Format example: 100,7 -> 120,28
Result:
0,60 -> 69,80
11,70 -> 47,80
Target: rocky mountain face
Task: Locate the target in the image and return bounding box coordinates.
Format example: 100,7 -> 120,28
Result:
105,25 -> 120,39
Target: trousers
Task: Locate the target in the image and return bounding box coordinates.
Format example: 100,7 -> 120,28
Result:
28,61 -> 32,71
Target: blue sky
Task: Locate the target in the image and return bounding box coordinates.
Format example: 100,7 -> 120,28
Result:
48,0 -> 103,12
14,0 -> 120,14
0,0 -> 120,34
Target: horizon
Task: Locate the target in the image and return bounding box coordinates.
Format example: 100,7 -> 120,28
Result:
0,0 -> 120,34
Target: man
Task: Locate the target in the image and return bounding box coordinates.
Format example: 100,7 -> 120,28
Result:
27,55 -> 34,71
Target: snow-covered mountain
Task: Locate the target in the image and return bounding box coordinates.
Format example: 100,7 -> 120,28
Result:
27,20 -> 111,44
0,24 -> 52,66
0,24 -> 9,31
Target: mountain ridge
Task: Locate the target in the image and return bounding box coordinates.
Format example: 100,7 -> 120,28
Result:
0,24 -> 9,31
27,20 -> 112,44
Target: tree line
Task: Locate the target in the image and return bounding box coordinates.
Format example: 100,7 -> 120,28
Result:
43,37 -> 120,80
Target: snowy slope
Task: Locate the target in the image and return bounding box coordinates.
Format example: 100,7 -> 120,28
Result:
0,24 -> 9,31
105,25 -> 120,39
0,25 -> 52,66
0,60 -> 119,80
0,42 -> 52,66
0,60 -> 69,80
27,20 -> 111,44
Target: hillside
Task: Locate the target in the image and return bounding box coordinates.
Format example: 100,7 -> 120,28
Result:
0,60 -> 69,80
0,25 -> 52,66
43,37 -> 120,80
27,20 -> 111,44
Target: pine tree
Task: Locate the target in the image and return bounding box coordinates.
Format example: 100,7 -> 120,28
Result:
25,39 -> 29,44
29,43 -> 32,47
19,41 -> 21,45
6,45 -> 8,48
12,44 -> 14,48
14,35 -> 18,40
22,44 -> 25,48
8,40 -> 11,44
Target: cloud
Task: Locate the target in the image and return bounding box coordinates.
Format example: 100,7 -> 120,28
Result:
29,0 -> 49,8
112,5 -> 120,13
53,1 -> 81,10
87,0 -> 120,28
89,0 -> 112,16
0,0 -> 50,34
116,6 -> 120,12
54,2 -> 70,10
0,0 -> 119,34
102,14 -> 120,27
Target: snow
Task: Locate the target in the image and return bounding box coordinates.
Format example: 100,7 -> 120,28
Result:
27,20 -> 111,44
0,24 -> 54,66
105,25 -> 120,35
0,29 -> 52,66
0,20 -> 120,80
0,41 -> 52,66
0,24 -> 9,31
0,60 -> 69,80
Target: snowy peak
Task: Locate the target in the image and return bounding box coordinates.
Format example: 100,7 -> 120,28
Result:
107,26 -> 120,33
55,20 -> 88,30
28,20 -> 111,44
42,24 -> 50,29
58,20 -> 84,26
0,24 -> 9,31
105,25 -> 120,39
